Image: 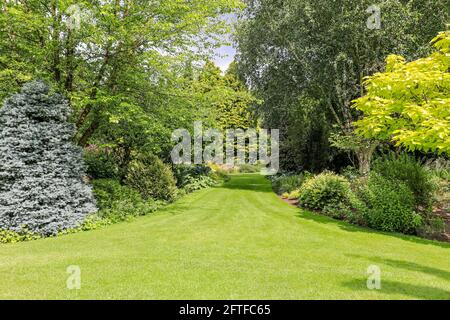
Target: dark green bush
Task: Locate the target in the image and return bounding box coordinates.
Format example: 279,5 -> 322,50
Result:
92,179 -> 164,222
373,154 -> 437,208
424,158 -> 450,180
173,164 -> 211,188
173,164 -> 223,193
322,202 -> 353,220
183,175 -> 218,193
298,172 -> 352,210
238,163 -> 262,173
84,149 -> 119,179
98,199 -> 163,223
93,179 -> 142,209
340,166 -> 360,181
357,174 -> 422,234
126,153 -> 178,202
272,174 -> 306,195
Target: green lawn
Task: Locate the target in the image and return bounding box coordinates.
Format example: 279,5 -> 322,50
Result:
1,174 -> 449,299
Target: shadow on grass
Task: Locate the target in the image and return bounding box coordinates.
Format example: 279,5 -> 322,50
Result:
295,209 -> 450,249
347,255 -> 450,282
154,185 -> 225,217
220,174 -> 273,193
155,204 -> 193,216
342,279 -> 450,299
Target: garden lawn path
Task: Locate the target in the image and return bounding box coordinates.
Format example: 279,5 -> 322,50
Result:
1,174 -> 449,299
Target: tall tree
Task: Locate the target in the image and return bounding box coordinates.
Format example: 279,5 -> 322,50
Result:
0,0 -> 242,146
236,0 -> 449,173
196,61 -> 256,130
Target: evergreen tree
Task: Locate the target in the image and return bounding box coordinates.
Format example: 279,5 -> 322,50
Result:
0,81 -> 96,236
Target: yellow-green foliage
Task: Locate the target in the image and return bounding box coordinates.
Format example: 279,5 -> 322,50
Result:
287,190 -> 301,200
0,216 -> 111,244
0,215 -> 114,244
354,30 -> 450,154
196,61 -> 257,130
0,229 -> 40,244
299,172 -> 352,210
58,216 -> 111,236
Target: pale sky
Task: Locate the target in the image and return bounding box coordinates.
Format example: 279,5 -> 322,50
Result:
213,14 -> 237,72
214,44 -> 236,72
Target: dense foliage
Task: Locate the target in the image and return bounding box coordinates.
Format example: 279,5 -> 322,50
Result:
93,179 -> 163,223
271,174 -> 307,195
358,174 -> 422,234
236,0 -> 448,173
0,0 -> 244,161
354,30 -> 450,154
126,154 -> 178,202
298,173 -> 353,211
197,61 -> 257,130
273,153 -> 444,236
372,154 -> 437,208
0,81 -> 96,235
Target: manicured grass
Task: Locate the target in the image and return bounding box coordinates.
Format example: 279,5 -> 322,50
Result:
1,174 -> 449,299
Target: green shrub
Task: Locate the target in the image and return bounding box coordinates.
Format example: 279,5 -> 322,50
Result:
93,179 -> 142,210
209,170 -> 230,183
322,203 -> 352,220
84,148 -> 119,179
373,154 -> 437,208
238,163 -> 262,173
358,174 -> 422,234
173,164 -> 224,193
0,228 -> 41,244
183,175 -> 218,193
98,199 -> 164,223
424,158 -> 450,180
272,174 -> 306,195
173,164 -> 211,187
287,189 -> 301,200
417,216 -> 446,239
298,172 -> 352,210
59,215 -> 112,235
92,179 -> 164,223
126,153 -> 178,202
340,166 -> 360,181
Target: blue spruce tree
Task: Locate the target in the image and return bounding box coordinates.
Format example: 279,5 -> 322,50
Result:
0,81 -> 97,235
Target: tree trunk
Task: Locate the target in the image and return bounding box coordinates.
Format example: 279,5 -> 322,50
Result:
356,142 -> 377,176
78,118 -> 99,147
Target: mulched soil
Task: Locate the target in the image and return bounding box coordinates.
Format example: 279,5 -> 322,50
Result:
279,196 -> 298,206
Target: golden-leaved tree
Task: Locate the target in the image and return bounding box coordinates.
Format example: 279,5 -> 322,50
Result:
354,30 -> 450,154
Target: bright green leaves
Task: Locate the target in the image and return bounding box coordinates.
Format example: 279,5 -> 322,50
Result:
354,30 -> 450,154
195,61 -> 257,130
0,0 -> 244,149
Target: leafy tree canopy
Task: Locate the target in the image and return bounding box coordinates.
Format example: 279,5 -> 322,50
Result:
196,61 -> 257,130
354,30 -> 450,154
0,0 -> 243,147
236,0 -> 449,171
